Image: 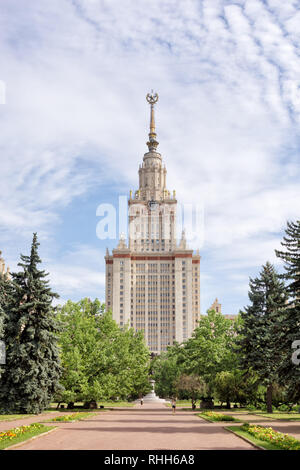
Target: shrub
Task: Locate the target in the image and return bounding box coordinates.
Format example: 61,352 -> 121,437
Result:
277,404 -> 289,412
246,404 -> 256,411
202,411 -> 237,422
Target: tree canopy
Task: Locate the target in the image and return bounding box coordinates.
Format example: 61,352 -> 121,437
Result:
56,298 -> 151,405
0,233 -> 61,413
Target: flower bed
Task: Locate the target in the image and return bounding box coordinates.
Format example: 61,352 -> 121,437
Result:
198,411 -> 240,422
0,423 -> 53,449
50,412 -> 95,422
240,423 -> 300,450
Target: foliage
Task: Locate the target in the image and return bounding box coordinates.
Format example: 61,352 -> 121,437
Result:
183,310 -> 238,393
0,234 -> 62,414
56,299 -> 150,403
237,262 -> 288,412
0,272 -> 13,377
275,220 -> 300,399
175,374 -> 207,406
214,370 -> 244,406
151,343 -> 184,398
49,412 -> 96,422
199,411 -> 240,422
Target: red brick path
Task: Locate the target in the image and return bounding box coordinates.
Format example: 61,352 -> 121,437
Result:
9,403 -> 255,450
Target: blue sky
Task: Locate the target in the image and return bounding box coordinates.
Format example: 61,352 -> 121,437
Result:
0,0 -> 299,315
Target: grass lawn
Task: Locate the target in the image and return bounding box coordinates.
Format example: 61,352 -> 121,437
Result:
0,414 -> 36,422
226,425 -> 279,450
251,411 -> 300,421
97,401 -> 135,408
44,412 -> 97,423
0,423 -> 55,450
49,401 -> 135,410
171,400 -> 193,405
198,412 -> 241,423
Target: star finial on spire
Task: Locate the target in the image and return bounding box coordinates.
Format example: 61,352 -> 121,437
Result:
146,91 -> 159,152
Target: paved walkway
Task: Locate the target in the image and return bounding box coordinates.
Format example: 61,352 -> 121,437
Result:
3,405 -> 300,450
9,403 -> 255,450
0,411 -> 68,432
219,410 -> 300,441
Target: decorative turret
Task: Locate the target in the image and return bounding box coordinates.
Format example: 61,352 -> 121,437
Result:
116,232 -> 127,250
178,229 -> 187,250
0,250 -> 10,279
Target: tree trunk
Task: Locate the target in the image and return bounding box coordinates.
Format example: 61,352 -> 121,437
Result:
226,399 -> 231,409
266,384 -> 273,413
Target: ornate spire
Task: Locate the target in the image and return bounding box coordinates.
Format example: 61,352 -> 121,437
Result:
146,91 -> 159,152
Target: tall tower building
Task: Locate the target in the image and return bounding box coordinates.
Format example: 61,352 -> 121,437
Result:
0,251 -> 10,278
105,93 -> 200,353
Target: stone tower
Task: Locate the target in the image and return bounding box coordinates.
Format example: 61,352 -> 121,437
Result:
210,298 -> 222,313
0,251 -> 10,278
105,93 -> 200,353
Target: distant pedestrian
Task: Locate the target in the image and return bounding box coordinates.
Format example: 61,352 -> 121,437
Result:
140,398 -> 143,406
171,398 -> 176,414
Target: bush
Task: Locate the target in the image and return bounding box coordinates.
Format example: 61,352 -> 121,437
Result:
277,404 -> 289,412
257,403 -> 267,412
246,404 -> 257,411
202,411 -> 237,422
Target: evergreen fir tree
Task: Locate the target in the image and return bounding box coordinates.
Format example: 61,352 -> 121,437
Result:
0,277 -> 6,340
0,233 -> 62,413
237,262 -> 288,413
0,271 -> 13,377
0,279 -> 6,377
275,220 -> 300,400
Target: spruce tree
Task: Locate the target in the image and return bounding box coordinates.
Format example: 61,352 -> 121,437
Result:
237,262 -> 288,413
0,233 -> 62,413
275,220 -> 300,400
0,277 -> 7,376
0,271 -> 12,377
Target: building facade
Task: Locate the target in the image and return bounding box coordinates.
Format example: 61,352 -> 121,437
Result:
210,298 -> 222,313
0,251 -> 10,278
105,93 -> 200,353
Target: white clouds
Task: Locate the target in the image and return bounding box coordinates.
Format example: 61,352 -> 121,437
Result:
46,244 -> 105,298
0,0 -> 299,312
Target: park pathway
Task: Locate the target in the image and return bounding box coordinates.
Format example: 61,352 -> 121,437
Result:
0,411 -> 68,432
9,403 -> 255,450
218,410 -> 300,442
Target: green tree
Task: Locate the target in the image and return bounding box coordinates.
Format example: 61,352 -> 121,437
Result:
275,220 -> 300,401
213,370 -> 257,408
0,233 -> 62,413
175,374 -> 207,409
116,327 -> 151,399
57,299 -> 150,404
183,310 -> 237,396
152,343 -> 184,398
56,298 -> 105,406
237,262 -> 288,413
0,273 -> 10,377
